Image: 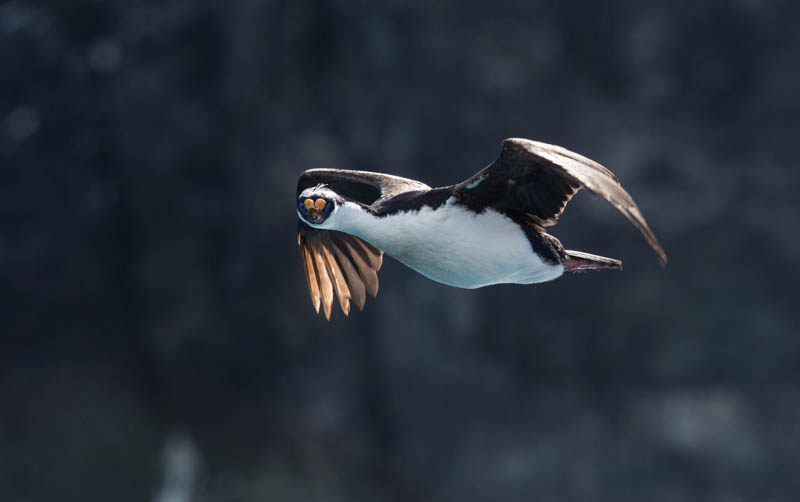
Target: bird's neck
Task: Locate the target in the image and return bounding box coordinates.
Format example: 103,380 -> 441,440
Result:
330,201 -> 387,245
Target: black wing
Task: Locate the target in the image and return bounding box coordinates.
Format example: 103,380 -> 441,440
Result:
296,169 -> 429,318
455,138 -> 667,267
297,168 -> 430,205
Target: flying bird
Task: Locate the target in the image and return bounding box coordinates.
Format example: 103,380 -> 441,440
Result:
296,138 -> 666,319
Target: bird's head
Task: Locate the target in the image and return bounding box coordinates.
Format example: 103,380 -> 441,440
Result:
297,185 -> 342,227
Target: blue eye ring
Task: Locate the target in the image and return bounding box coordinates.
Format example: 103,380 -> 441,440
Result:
298,201 -> 307,213
324,201 -> 331,212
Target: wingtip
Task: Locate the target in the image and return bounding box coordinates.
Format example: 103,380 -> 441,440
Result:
564,250 -> 623,272
323,297 -> 333,320
651,241 -> 668,270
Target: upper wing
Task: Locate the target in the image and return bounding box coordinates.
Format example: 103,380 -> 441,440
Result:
298,222 -> 383,320
296,169 -> 426,319
297,168 -> 431,205
455,138 -> 667,267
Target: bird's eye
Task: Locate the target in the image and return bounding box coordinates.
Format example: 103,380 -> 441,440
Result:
324,201 -> 332,212
298,201 -> 307,213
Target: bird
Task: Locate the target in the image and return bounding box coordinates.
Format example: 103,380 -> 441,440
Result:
296,137 -> 666,319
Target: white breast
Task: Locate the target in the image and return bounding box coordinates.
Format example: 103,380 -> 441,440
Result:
326,197 -> 563,289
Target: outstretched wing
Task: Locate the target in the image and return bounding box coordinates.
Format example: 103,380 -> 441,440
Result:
455,138 -> 667,267
296,169 -> 427,318
298,223 -> 382,320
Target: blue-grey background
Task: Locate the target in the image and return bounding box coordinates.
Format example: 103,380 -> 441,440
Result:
2,1 -> 800,501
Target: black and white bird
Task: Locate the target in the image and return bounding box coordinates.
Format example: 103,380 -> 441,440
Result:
296,138 -> 666,319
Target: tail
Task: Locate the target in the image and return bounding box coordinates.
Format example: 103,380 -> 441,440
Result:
563,250 -> 622,273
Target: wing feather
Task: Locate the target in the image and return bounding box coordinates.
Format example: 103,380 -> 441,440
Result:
329,240 -> 366,310
309,239 -> 335,320
300,241 -> 321,314
319,237 -> 351,316
346,234 -> 383,273
339,235 -> 381,298
298,223 -> 383,318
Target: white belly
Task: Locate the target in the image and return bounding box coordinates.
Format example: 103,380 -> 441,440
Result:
337,198 -> 563,289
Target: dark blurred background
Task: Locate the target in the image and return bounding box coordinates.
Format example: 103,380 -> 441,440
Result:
2,0 -> 800,500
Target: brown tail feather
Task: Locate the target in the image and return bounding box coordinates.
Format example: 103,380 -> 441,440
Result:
563,250 -> 622,273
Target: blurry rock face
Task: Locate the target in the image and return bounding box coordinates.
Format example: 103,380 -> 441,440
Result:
1,1 -> 799,501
